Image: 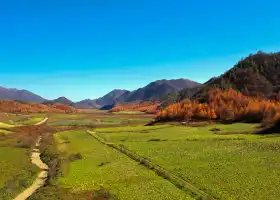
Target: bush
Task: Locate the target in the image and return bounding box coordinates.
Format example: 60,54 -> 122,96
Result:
68,153 -> 83,162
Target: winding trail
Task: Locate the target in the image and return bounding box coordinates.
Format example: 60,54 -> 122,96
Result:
13,118 -> 49,200
35,117 -> 48,125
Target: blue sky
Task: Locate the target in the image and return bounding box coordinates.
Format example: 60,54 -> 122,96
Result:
0,0 -> 279,101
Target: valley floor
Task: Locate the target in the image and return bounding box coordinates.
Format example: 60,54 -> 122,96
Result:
0,111 -> 280,200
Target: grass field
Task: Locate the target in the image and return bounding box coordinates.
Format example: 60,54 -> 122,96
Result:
0,129 -> 13,135
95,123 -> 280,200
0,113 -> 47,126
95,123 -> 259,142
112,111 -> 146,115
18,117 -> 45,125
48,117 -> 150,127
1,110 -> 280,200
0,113 -> 29,124
0,136 -> 39,200
44,112 -> 152,127
0,122 -> 15,128
54,130 -> 193,200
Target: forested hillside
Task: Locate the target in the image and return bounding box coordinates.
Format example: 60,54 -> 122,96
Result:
0,100 -> 77,113
195,52 -> 280,101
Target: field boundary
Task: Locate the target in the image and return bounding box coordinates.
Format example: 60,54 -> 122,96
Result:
87,130 -> 216,200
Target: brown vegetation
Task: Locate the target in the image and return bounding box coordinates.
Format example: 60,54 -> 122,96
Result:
111,101 -> 161,114
0,100 -> 77,113
157,89 -> 280,125
11,125 -> 56,149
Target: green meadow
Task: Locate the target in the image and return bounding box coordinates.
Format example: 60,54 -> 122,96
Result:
0,137 -> 39,200
95,123 -> 280,200
1,111 -> 280,200
54,130 -> 193,200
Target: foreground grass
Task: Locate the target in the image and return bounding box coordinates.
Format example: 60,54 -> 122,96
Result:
0,137 -> 39,200
55,130 -> 193,200
96,123 -> 280,200
0,122 -> 15,128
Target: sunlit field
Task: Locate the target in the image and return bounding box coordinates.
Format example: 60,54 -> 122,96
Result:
54,130 -> 193,200
0,135 -> 39,200
95,123 -> 280,200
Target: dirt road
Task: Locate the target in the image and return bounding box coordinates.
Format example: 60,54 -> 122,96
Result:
13,136 -> 49,200
35,117 -> 48,125
13,118 -> 49,200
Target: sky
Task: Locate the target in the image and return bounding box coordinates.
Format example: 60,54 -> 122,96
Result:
0,0 -> 280,101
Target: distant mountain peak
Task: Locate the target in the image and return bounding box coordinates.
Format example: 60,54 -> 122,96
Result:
116,78 -> 201,103
0,86 -> 46,103
43,96 -> 73,106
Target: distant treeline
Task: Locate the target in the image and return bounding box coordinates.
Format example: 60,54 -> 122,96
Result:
111,101 -> 161,114
0,100 -> 77,113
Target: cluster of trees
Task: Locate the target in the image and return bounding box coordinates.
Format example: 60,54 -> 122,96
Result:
196,52 -> 280,101
111,101 -> 161,114
0,100 -> 77,113
157,89 -> 280,124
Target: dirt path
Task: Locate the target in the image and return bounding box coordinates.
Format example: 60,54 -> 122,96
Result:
13,119 -> 49,200
35,117 -> 48,125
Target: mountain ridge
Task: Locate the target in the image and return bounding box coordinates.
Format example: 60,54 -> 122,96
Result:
116,78 -> 201,103
0,86 -> 46,103
74,89 -> 128,109
0,79 -> 201,109
43,97 -> 74,106
193,51 -> 280,101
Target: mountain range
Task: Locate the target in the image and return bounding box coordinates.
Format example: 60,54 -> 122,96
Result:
0,86 -> 46,103
0,78 -> 200,109
1,51 -> 279,109
73,89 -> 128,109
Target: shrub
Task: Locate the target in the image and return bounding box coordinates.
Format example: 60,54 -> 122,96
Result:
68,153 -> 83,162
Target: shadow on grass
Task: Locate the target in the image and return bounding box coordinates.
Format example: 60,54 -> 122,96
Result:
257,120 -> 280,134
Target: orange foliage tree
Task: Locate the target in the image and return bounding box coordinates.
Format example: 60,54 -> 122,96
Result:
157,88 -> 280,124
111,101 -> 161,114
0,100 -> 77,114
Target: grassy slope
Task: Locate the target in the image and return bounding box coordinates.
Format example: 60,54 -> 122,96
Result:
96,123 -> 280,200
55,130 -> 193,200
